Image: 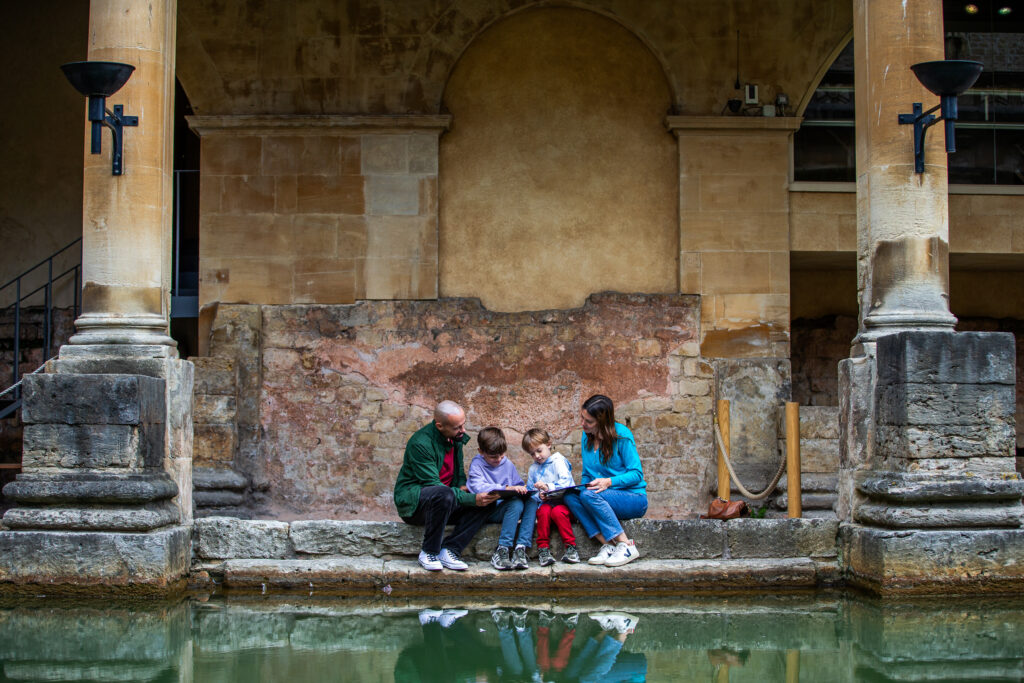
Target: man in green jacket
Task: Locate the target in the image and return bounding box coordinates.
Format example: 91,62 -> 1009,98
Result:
395,400 -> 499,571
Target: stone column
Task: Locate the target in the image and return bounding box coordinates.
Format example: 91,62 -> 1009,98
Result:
853,0 -> 955,343
0,0 -> 192,594
838,0 -> 1024,595
67,0 -> 177,351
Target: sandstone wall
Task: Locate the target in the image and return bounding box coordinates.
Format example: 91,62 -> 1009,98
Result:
195,295 -> 716,520
439,8 -> 677,312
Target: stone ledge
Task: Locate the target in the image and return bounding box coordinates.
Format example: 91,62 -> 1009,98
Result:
0,526 -> 190,591
219,557 -> 833,595
194,517 -> 839,562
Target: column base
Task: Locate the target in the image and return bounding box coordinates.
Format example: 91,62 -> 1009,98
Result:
0,525 -> 190,594
842,524 -> 1024,596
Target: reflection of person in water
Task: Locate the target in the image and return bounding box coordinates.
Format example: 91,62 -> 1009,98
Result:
394,608 -> 496,682
536,612 -> 577,678
562,612 -> 647,683
492,609 -> 541,682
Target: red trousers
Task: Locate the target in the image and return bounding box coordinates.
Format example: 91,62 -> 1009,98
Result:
536,502 -> 576,548
537,627 -> 575,672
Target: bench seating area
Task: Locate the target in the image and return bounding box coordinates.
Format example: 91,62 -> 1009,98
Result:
192,517 -> 840,595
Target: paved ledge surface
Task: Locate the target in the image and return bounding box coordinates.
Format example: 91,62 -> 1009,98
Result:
193,517 -> 840,562
208,557 -> 839,596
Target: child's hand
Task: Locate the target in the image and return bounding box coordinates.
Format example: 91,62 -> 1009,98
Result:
535,482 -> 550,491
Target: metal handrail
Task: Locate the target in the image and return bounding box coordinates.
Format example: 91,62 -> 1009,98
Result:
1,238 -> 82,415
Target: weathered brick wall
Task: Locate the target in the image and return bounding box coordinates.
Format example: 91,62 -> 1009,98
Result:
194,294 -> 715,520
791,315 -> 858,406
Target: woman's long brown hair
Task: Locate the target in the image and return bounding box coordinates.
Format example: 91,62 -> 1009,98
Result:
583,394 -> 617,464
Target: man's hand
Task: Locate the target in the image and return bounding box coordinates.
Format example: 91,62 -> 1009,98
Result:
475,491 -> 500,506
587,477 -> 612,493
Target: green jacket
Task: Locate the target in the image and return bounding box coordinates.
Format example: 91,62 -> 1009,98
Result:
393,422 -> 476,518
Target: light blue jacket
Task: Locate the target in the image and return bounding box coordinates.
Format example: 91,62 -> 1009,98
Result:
526,452 -> 575,502
580,422 -> 646,494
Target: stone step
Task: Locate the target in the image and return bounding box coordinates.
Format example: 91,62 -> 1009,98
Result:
210,556 -> 840,595
193,517 -> 840,563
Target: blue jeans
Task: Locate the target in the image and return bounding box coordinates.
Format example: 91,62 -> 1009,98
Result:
563,488 -> 647,541
487,496 -> 539,548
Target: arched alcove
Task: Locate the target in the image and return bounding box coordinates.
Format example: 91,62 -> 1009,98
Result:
439,7 -> 678,312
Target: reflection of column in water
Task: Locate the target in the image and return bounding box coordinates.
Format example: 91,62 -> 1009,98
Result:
0,602 -> 191,681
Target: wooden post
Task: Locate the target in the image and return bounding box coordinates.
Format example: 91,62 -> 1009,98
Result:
786,402 -> 802,518
717,399 -> 730,500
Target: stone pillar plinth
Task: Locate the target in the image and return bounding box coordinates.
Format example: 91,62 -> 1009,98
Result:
840,331 -> 1024,594
69,0 -> 177,351
853,0 -> 954,342
0,0 -> 192,594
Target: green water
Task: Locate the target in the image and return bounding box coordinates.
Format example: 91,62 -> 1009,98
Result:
1,593 -> 1022,682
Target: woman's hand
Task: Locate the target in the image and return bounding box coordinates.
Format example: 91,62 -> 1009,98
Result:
510,485 -> 528,495
587,478 -> 612,492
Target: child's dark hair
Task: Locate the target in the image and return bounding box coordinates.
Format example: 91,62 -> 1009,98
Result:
477,427 -> 507,455
522,428 -> 552,451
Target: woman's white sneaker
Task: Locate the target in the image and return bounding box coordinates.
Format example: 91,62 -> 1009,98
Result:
587,543 -> 616,565
604,540 -> 640,567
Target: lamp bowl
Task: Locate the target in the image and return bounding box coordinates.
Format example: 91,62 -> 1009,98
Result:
60,61 -> 135,98
910,60 -> 983,97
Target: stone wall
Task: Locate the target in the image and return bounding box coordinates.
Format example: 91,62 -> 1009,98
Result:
193,294 -> 716,521
190,121 -> 445,305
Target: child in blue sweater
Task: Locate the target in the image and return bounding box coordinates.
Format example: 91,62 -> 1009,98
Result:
466,427 -> 539,570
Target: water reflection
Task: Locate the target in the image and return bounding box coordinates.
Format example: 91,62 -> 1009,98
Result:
0,595 -> 1022,682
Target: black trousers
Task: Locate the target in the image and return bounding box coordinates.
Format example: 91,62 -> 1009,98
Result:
402,485 -> 494,555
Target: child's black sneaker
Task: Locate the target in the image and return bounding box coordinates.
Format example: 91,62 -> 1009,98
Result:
512,545 -> 529,570
491,546 -> 513,570
562,545 -> 581,563
538,547 -> 555,566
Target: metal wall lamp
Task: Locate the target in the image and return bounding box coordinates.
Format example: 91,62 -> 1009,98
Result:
60,61 -> 139,176
898,59 -> 983,173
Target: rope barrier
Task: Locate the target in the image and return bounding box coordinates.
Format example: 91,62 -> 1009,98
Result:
713,415 -> 787,501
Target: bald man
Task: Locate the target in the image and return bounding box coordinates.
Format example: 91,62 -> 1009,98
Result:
394,400 -> 499,571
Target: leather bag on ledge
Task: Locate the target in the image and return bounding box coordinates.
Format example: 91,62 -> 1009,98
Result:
701,497 -> 748,520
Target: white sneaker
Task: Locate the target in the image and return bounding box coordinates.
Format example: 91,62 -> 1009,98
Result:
439,547 -> 469,571
604,540 -> 640,567
589,613 -> 616,631
587,543 -> 616,565
419,550 -> 443,571
419,608 -> 444,625
439,609 -> 468,628
604,612 -> 639,634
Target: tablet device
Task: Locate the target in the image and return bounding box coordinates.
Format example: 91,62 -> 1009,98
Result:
495,489 -> 529,499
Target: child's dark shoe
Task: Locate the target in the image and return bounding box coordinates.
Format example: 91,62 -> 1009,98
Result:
512,545 -> 529,570
562,545 -> 581,564
491,546 -> 513,570
538,547 -> 555,566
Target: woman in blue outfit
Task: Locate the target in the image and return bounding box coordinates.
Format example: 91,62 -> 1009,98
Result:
563,394 -> 647,567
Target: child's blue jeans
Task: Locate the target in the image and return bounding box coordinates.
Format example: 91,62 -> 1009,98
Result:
487,496 -> 539,548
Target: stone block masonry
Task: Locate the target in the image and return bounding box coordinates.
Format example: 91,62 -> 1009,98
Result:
195,294 -> 714,520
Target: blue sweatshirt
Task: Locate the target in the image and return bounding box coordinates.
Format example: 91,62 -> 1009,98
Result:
466,454 -> 525,493
580,422 -> 646,494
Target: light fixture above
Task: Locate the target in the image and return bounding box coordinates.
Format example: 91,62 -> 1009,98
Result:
897,60 -> 983,173
60,61 -> 139,176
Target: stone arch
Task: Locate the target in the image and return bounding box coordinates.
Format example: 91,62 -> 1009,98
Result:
438,6 -> 679,311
